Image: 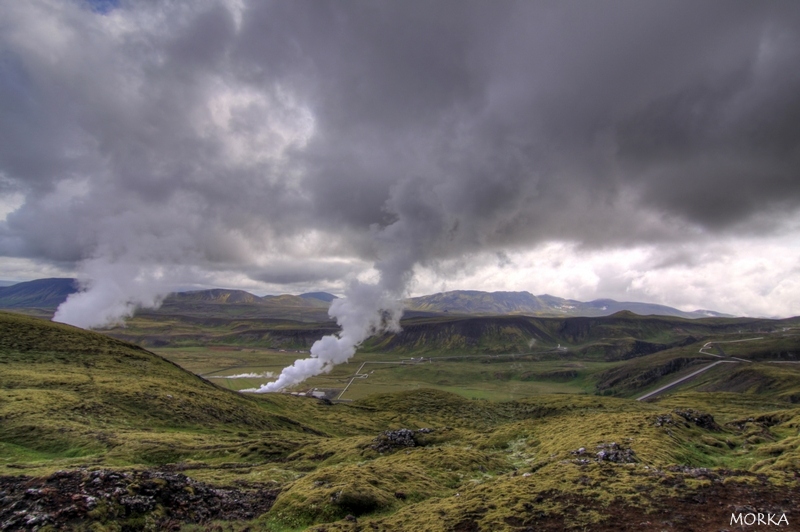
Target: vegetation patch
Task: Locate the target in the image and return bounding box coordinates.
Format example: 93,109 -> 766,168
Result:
3,312 -> 800,530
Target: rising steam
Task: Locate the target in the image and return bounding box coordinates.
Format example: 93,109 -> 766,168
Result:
241,176 -> 438,393
53,259 -> 178,329
209,372 -> 275,379
241,281 -> 403,393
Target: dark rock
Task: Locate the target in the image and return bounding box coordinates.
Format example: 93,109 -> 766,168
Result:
595,442 -> 637,463
0,468 -> 279,530
370,428 -> 417,453
653,414 -> 673,427
674,409 -> 720,430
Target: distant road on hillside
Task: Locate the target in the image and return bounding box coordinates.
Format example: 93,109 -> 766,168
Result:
636,360 -> 737,401
636,334 -> 790,401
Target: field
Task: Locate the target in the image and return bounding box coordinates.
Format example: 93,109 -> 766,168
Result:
147,317 -> 800,404
3,310 -> 800,530
154,347 -> 615,400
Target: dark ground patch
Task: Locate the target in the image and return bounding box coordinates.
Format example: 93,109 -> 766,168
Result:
0,468 -> 277,531
504,481 -> 799,531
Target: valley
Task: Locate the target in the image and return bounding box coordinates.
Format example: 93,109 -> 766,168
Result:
2,297 -> 800,531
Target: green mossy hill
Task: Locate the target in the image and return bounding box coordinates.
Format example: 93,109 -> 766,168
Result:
0,312 -> 313,461
262,390 -> 800,531
95,306 -> 800,359
692,363 -> 800,396
362,316 -> 558,354
594,335 -> 800,400
4,312 -> 800,531
360,313 -> 800,357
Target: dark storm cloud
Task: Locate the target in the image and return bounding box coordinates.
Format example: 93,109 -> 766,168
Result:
228,0 -> 800,253
250,260 -> 354,286
1,0 -> 799,322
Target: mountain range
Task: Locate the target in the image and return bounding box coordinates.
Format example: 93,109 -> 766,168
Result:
404,290 -> 732,319
0,278 -> 78,308
0,277 -> 733,319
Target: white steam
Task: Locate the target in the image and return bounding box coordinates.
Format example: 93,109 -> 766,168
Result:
210,371 -> 275,379
243,176 -> 448,393
53,259 -> 191,329
241,281 -> 403,393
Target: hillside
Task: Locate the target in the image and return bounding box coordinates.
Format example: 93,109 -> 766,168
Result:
156,290 -> 333,322
0,278 -> 77,309
3,312 -> 800,530
171,289 -> 331,308
0,312 -> 312,454
300,291 -> 338,302
168,288 -> 263,304
109,308 -> 795,355
0,278 -> 734,323
0,278 -> 336,322
404,290 -> 732,318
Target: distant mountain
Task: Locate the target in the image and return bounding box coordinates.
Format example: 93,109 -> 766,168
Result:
404,290 -> 733,319
0,278 -> 78,309
299,292 -> 338,303
261,294 -> 328,307
404,290 -> 568,314
168,289 -> 261,304
164,290 -> 331,310
0,280 -> 17,287
0,278 -> 732,319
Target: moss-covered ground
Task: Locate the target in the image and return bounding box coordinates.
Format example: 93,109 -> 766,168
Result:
2,311 -> 800,530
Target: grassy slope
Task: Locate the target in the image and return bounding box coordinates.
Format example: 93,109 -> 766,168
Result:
0,312 -> 334,469
594,333 -> 800,399
137,311 -> 800,407
264,390 -> 800,531
3,312 -> 800,531
99,309 -> 800,357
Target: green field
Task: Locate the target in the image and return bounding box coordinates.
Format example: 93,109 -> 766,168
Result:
153,347 -> 617,400
150,323 -> 800,405
3,310 -> 800,530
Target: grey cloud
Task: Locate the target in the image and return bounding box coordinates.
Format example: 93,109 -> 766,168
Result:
251,260 -> 355,285
255,0 -> 800,254
1,0 -> 799,324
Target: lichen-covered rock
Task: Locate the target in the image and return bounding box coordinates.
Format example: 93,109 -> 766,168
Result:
674,409 -> 720,430
0,468 -> 277,530
653,414 -> 674,427
370,428 -> 432,453
594,442 -> 637,463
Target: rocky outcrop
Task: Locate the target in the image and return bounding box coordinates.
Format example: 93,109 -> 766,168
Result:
674,409 -> 720,431
370,428 -> 433,453
0,468 -> 277,531
570,442 -> 637,464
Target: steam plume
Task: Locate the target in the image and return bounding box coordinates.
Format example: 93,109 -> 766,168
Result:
242,280 -> 403,393
209,372 -> 275,379
3,2 -> 800,329
53,259 -> 179,329
242,176 -> 437,393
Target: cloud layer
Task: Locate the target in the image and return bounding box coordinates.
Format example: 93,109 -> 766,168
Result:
1,0 -> 799,319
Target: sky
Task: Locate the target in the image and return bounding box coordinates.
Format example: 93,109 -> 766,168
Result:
1,0 -> 800,320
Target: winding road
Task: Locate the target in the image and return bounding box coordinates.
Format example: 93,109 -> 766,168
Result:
635,360 -> 738,401
636,334 -> 796,401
